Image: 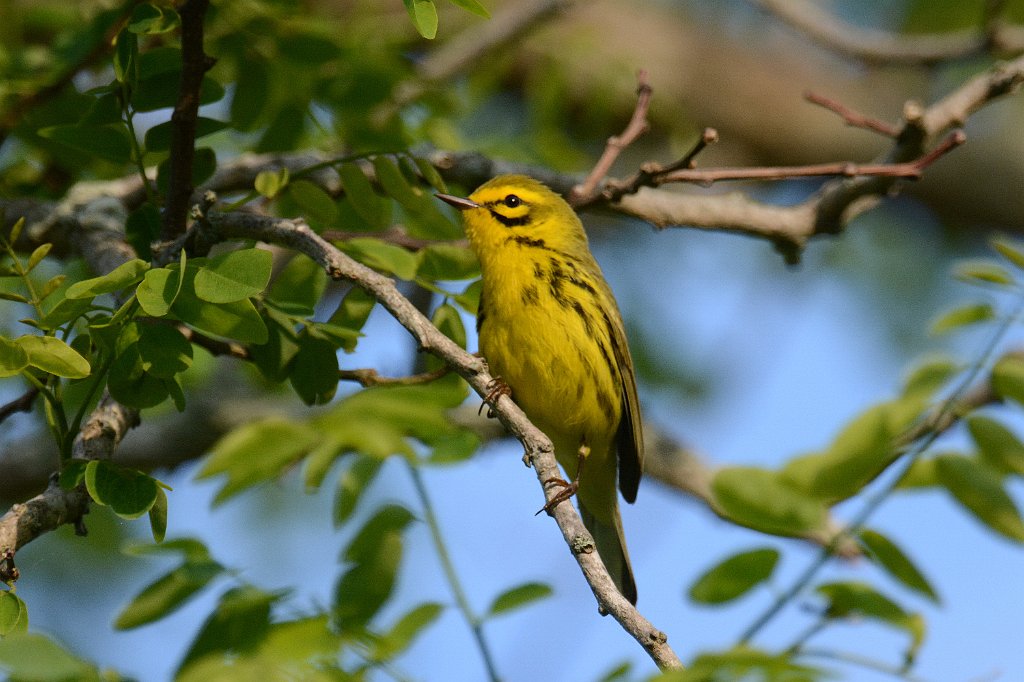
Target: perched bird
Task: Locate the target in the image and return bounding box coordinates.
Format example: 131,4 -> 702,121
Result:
437,175 -> 644,604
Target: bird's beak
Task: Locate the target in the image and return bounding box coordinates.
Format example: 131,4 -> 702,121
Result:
436,193 -> 480,211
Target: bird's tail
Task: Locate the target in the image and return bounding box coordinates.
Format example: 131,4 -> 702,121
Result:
579,501 -> 637,605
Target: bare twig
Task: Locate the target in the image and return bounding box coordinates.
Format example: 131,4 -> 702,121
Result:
804,91 -> 900,137
571,70 -> 653,203
339,366 -> 452,387
160,0 -> 214,240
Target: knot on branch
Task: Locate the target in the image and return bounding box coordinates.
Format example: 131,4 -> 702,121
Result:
570,531 -> 595,555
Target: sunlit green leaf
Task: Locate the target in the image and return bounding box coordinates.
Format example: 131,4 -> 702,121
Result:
0,633 -> 97,680
288,332 -> 339,405
136,267 -> 183,317
859,529 -> 938,602
338,237 -> 418,280
255,167 -> 289,199
992,355 -> 1024,406
902,354 -> 959,397
416,243 -> 479,281
967,414 -> 1024,475
268,254 -> 328,316
954,259 -> 1014,286
287,179 -> 339,226
991,236 -> 1024,270
486,582 -> 553,618
65,258 -> 149,299
199,418 -> 320,503
149,487 -> 168,544
935,454 -> 1024,541
17,335 -> 91,378
0,336 -> 29,377
193,248 -> 273,304
688,548 -> 779,605
404,0 -> 438,38
711,467 -> 827,536
929,302 -> 995,335
374,602 -> 445,660
115,559 -> 224,629
0,592 -> 28,635
171,266 -> 268,344
333,456 -> 383,525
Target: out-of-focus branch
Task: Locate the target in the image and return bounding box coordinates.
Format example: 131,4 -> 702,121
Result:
0,388 -> 39,426
160,0 -> 214,240
751,0 -> 1024,65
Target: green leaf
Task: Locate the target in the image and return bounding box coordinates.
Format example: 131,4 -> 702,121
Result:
288,332 -> 339,405
328,286 -> 376,351
114,29 -> 138,85
338,238 -> 418,280
136,267 -> 183,317
374,602 -> 445,660
954,259 -> 1014,286
126,202 -> 162,260
688,548 -> 779,605
248,312 -> 300,382
38,124 -> 133,164
171,266 -> 268,344
178,586 -> 279,670
17,335 -> 91,378
267,255 -> 328,316
199,419 -> 320,503
432,302 -> 466,349
679,647 -> 823,682
372,156 -> 459,238
929,302 -> 995,334
333,456 -> 383,525
25,243 -> 53,272
38,297 -> 92,331
134,73 -> 224,112
780,401 -> 913,502
65,258 -> 150,299
286,179 -> 339,226
902,354 -> 959,397
991,356 -> 1024,406
129,3 -> 178,34
486,582 -> 553,618
0,633 -> 97,680
193,248 -> 273,304
145,117 -> 228,152
255,168 -> 289,199
454,278 -> 482,314
230,58 -> 269,132
448,0 -> 490,18
859,529 -> 939,602
991,235 -> 1024,270
896,456 -> 941,489
935,454 -> 1024,541
416,244 -> 479,281
0,336 -> 29,377
115,559 -> 223,629
967,414 -> 1024,475
338,162 -> 390,229
138,324 -> 193,378
149,487 -> 168,543
404,0 -> 438,38
85,460 -> 159,519
124,537 -> 211,562
711,467 -> 827,536
816,581 -> 924,658
0,591 -> 28,635
334,505 -> 414,629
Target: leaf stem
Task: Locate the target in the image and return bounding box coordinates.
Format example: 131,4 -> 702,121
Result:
405,460 -> 501,682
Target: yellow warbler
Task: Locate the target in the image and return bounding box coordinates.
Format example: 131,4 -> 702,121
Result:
438,175 -> 643,604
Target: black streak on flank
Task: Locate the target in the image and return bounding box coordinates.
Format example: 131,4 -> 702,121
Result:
547,260 -> 571,308
522,285 -> 540,306
572,300 -> 595,335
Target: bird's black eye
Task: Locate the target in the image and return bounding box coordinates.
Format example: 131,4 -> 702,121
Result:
503,194 -> 522,208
